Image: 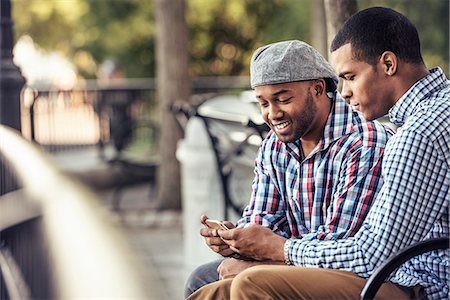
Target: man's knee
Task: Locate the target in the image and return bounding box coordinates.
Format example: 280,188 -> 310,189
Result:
184,259 -> 223,298
233,265 -> 265,285
230,265 -> 273,299
230,266 -> 413,300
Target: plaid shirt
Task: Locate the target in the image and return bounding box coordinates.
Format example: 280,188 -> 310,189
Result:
287,68 -> 450,299
237,94 -> 392,242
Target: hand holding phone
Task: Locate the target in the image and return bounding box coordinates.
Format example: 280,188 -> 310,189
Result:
205,219 -> 230,230
203,217 -> 254,260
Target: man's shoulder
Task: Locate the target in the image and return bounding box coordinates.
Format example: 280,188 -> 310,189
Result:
330,95 -> 392,149
402,94 -> 450,141
386,92 -> 450,165
349,111 -> 393,148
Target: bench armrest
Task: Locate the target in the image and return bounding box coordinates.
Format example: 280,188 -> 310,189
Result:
360,237 -> 449,300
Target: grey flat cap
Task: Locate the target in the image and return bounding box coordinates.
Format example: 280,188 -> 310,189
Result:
250,40 -> 338,88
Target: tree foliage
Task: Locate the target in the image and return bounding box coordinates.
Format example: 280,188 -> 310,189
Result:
78,0 -> 155,78
11,0 -> 448,79
188,0 -> 312,76
11,0 -> 312,78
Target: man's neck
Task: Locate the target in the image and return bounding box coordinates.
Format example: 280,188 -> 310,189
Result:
300,95 -> 332,157
300,139 -> 319,158
392,63 -> 429,105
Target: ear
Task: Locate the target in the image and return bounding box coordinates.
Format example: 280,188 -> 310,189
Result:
379,51 -> 398,76
312,79 -> 326,96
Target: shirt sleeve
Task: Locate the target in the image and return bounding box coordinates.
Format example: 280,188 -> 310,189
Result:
302,141 -> 385,241
237,136 -> 290,237
287,130 -> 450,278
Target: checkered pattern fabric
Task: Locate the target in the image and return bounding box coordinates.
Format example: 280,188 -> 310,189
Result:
237,94 -> 392,243
287,68 -> 449,300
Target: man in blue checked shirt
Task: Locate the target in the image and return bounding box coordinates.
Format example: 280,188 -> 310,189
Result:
185,39 -> 396,298
189,7 -> 449,300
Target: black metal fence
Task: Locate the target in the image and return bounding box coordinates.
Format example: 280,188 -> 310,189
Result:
19,76 -> 250,161
20,79 -> 155,157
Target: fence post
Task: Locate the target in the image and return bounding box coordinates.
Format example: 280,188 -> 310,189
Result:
0,0 -> 25,131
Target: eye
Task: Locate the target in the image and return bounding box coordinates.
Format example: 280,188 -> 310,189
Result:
277,96 -> 293,103
258,100 -> 269,108
345,75 -> 355,81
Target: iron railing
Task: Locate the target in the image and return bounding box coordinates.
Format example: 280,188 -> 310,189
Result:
20,77 -> 250,157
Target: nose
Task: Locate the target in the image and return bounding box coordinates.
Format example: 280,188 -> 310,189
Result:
341,82 -> 352,103
267,103 -> 283,120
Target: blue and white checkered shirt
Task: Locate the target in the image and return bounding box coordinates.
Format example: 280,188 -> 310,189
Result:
286,67 -> 450,299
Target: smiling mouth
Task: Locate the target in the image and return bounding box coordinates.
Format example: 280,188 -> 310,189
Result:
273,121 -> 291,130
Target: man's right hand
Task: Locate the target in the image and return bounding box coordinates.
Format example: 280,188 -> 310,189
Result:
200,215 -> 235,257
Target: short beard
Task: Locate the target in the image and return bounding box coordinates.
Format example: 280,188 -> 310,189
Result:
291,91 -> 316,141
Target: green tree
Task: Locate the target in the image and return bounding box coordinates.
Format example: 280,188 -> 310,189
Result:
12,0 -> 87,53
12,0 -> 155,78
77,0 -> 155,78
187,0 -> 312,76
12,0 -> 448,78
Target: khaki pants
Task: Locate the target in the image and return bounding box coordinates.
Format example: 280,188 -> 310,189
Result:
188,265 -> 423,300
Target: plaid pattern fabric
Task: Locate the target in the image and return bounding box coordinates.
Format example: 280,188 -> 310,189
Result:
287,68 -> 450,300
237,94 -> 392,242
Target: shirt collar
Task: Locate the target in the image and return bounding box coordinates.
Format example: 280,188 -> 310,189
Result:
287,93 -> 354,159
389,67 -> 450,126
316,92 -> 354,152
284,93 -> 354,161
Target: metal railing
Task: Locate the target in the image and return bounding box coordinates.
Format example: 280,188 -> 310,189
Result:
20,76 -> 250,156
0,125 -> 153,299
20,79 -> 158,156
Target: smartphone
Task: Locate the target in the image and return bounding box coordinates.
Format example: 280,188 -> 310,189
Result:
205,219 -> 230,230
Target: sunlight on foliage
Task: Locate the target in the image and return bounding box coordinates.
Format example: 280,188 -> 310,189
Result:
11,0 -> 448,78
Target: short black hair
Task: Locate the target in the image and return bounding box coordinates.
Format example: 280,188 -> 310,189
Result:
331,7 -> 424,66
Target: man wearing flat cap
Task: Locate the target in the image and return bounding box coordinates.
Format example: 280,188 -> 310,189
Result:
185,40 -> 395,299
